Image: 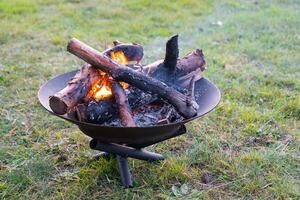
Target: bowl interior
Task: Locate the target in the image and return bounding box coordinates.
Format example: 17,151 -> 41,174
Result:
38,70 -> 221,128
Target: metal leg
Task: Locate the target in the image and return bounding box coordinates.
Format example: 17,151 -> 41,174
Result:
89,139 -> 165,188
117,156 -> 133,188
90,140 -> 165,162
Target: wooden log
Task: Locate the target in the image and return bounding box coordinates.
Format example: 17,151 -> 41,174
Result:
49,65 -> 100,115
164,34 -> 179,71
111,81 -> 136,127
176,49 -> 206,74
186,75 -> 196,107
149,35 -> 179,84
49,42 -> 144,115
67,38 -> 199,118
145,49 -> 206,76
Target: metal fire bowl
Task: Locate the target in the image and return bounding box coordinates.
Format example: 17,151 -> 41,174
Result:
38,70 -> 221,145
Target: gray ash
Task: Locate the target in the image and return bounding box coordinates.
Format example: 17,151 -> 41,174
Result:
102,102 -> 183,127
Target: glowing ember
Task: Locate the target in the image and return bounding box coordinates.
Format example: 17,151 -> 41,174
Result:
89,51 -> 129,100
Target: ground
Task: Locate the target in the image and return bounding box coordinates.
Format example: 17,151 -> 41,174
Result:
0,0 -> 299,199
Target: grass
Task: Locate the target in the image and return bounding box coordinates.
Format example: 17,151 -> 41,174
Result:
0,0 -> 299,199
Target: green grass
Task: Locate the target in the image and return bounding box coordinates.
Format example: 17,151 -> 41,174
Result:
0,0 -> 299,199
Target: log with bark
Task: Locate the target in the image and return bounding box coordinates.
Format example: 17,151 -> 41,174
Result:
49,65 -> 100,115
111,81 -> 136,127
49,43 -> 144,115
67,38 -> 199,118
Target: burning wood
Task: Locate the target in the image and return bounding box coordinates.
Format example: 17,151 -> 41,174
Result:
50,35 -> 207,126
103,42 -> 143,65
67,38 -> 199,118
49,42 -> 143,114
49,65 -> 100,115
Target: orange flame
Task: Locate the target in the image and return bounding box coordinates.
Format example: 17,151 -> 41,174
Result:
89,51 -> 129,100
111,51 -> 128,65
93,76 -> 112,99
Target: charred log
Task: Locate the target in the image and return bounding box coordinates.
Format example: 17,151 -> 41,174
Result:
67,38 -> 199,118
75,99 -> 117,123
164,35 -> 179,71
186,75 -> 196,107
75,88 -> 156,124
145,37 -> 205,89
144,49 -> 205,77
111,81 -> 136,127
150,35 -> 179,84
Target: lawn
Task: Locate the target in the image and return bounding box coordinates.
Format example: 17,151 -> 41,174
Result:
0,0 -> 299,199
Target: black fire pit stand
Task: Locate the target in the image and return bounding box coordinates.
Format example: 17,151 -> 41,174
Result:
38,71 -> 221,188
89,125 -> 186,188
90,140 -> 165,188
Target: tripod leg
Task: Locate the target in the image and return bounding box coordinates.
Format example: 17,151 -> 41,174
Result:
116,155 -> 133,188
90,139 -> 164,162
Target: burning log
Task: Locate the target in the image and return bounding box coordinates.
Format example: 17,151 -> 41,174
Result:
111,81 -> 136,127
49,43 -> 144,115
103,42 -> 143,65
67,38 -> 199,118
49,65 -> 100,115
